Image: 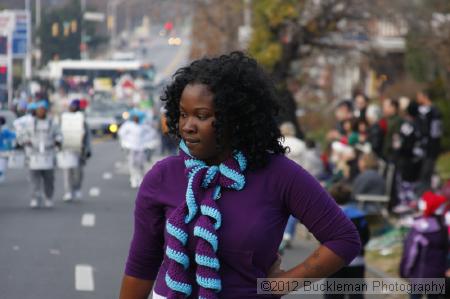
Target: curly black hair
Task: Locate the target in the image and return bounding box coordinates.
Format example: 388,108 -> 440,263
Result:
161,51 -> 286,170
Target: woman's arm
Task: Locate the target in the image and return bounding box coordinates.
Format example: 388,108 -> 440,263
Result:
277,245 -> 345,280
121,163 -> 165,298
267,245 -> 345,296
119,275 -> 154,299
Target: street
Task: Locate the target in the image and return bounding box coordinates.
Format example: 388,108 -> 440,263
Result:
1,138 -> 136,298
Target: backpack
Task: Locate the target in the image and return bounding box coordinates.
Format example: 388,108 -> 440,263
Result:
342,205 -> 370,256
399,216 -> 448,278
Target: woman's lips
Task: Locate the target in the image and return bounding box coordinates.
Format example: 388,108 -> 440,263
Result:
184,138 -> 200,146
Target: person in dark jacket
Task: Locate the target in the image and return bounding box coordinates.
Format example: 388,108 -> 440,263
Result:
393,101 -> 424,213
352,152 -> 386,197
353,93 -> 369,122
326,183 -> 370,299
365,104 -> 384,159
416,89 -> 443,194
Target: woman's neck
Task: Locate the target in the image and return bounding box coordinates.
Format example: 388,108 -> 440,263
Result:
205,149 -> 233,166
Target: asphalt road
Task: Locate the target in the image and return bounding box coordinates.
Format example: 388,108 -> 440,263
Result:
1,139 -> 139,298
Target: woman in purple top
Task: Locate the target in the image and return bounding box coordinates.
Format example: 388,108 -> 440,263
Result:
119,52 -> 361,299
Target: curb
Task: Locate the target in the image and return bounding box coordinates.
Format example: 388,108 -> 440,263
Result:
366,264 -> 392,278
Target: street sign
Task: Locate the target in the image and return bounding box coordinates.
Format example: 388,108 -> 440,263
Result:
12,11 -> 30,58
0,10 -> 31,107
0,13 -> 14,33
83,12 -> 105,22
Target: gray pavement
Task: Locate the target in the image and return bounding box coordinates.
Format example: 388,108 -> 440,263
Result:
0,139 -> 136,298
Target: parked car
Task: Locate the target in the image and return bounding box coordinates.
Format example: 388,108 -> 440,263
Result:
85,100 -> 130,137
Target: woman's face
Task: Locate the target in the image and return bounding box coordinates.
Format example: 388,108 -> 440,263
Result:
179,83 -> 230,165
358,122 -> 367,133
343,120 -> 353,133
355,95 -> 367,110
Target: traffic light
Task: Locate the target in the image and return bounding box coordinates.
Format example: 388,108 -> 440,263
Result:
0,66 -> 7,85
71,20 -> 77,33
164,21 -> 173,32
64,22 -> 70,37
52,23 -> 59,37
107,15 -> 114,31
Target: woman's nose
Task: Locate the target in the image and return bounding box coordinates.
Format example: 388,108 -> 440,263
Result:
181,117 -> 196,134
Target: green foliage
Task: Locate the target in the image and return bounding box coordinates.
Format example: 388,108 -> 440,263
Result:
437,151 -> 450,180
404,35 -> 434,82
248,0 -> 299,70
436,98 -> 450,152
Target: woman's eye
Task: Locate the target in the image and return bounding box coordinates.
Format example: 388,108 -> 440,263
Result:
197,115 -> 208,120
180,112 -> 187,118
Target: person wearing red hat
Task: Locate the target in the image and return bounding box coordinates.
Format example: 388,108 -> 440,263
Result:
400,191 -> 448,299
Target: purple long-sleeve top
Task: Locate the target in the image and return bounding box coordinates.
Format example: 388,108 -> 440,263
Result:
125,154 -> 361,298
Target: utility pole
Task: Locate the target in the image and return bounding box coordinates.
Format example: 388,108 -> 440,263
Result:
35,0 -> 41,68
81,0 -> 88,59
108,0 -> 124,57
125,2 -> 130,35
24,0 -> 32,79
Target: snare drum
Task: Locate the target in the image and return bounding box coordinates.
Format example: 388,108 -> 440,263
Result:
29,153 -> 54,170
56,151 -> 79,169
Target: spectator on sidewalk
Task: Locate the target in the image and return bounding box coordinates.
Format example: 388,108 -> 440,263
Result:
381,98 -> 402,210
302,139 -> 324,178
381,98 -> 402,162
399,191 -> 448,299
392,101 -> 424,213
327,100 -> 354,142
366,104 -> 384,159
416,89 -> 443,194
352,152 -> 386,197
353,93 -> 369,121
326,183 -> 370,299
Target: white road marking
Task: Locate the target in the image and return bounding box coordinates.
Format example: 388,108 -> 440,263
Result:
81,213 -> 96,227
75,264 -> 95,291
88,187 -> 100,197
12,245 -> 20,251
49,249 -> 61,255
102,172 -> 112,180
161,44 -> 188,78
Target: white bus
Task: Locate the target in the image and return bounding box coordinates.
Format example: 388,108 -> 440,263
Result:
46,59 -> 155,82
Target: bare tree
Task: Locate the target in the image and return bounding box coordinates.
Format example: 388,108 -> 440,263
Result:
189,0 -> 243,59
